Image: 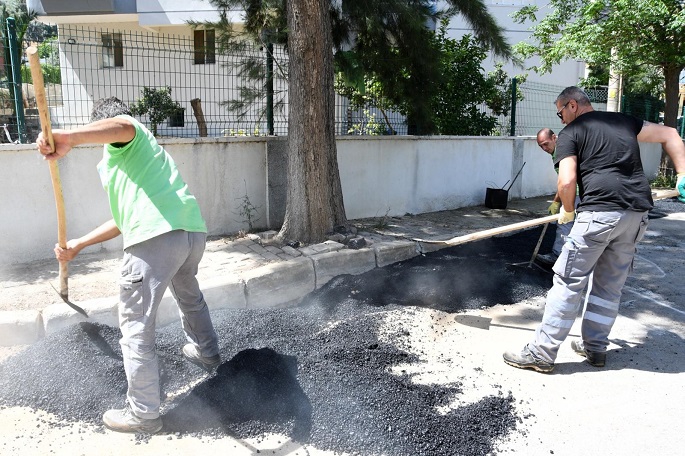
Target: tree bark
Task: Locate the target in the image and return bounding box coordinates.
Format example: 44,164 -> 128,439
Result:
279,0 -> 347,244
660,63 -> 684,172
606,49 -> 620,112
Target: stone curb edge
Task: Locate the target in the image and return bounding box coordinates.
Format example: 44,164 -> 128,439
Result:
0,239 -> 425,347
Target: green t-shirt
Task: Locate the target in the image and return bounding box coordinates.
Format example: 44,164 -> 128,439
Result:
97,115 -> 207,249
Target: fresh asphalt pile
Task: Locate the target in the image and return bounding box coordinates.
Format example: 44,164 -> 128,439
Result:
0,227 -> 556,455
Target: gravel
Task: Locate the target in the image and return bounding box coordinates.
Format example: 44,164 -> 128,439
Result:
0,227 -> 561,455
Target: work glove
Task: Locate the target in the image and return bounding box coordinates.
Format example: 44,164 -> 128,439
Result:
677,173 -> 685,203
547,201 -> 562,215
558,208 -> 575,225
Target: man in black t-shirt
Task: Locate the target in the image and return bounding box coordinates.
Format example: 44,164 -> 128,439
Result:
535,127 -> 580,265
504,86 -> 685,373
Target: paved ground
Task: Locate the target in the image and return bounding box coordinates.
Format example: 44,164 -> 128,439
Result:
1,193 -> 684,456
0,196 -> 552,313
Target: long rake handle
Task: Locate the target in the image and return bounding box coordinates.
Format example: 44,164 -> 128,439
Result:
417,189 -> 680,247
27,46 -> 69,301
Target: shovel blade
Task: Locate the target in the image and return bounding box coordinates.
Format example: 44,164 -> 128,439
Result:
49,282 -> 89,317
454,314 -> 492,330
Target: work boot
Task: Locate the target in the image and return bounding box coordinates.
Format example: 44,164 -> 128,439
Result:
182,343 -> 221,372
571,340 -> 606,367
535,253 -> 558,266
103,404 -> 163,434
503,347 -> 554,373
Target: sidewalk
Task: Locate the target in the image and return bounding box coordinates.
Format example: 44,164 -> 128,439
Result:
0,195 -> 554,346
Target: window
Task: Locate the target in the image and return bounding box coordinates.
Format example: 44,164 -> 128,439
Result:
168,108 -> 185,128
102,33 -> 123,68
194,29 -> 215,65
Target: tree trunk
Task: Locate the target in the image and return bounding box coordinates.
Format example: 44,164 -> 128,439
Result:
279,0 -> 347,244
659,63 -> 684,172
606,49 -> 620,112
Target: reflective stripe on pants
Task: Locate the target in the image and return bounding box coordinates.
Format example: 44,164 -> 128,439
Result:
529,210 -> 648,363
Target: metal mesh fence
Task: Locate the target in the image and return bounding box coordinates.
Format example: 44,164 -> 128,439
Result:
21,25 -> 292,138
0,23 -> 673,143
505,81 -> 610,137
2,24 -> 412,142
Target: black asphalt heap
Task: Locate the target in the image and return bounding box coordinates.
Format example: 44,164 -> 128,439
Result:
0,227 -> 557,455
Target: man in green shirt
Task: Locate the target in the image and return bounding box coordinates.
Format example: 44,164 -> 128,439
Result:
36,97 -> 220,434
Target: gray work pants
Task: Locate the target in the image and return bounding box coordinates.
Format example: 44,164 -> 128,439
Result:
118,230 -> 219,419
529,210 -> 649,363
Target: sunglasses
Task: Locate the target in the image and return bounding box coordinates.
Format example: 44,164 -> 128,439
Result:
556,101 -> 570,119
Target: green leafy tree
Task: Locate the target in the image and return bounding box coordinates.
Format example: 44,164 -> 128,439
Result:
204,0 -> 513,243
334,74 -> 398,135
513,0 -> 685,167
129,86 -> 181,136
431,22 -> 521,136
2,1 -> 36,90
336,22 -> 522,136
330,2 -> 513,135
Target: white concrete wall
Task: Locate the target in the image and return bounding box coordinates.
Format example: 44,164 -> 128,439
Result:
0,137 -> 664,265
1,137 -> 266,265
337,136 -> 524,217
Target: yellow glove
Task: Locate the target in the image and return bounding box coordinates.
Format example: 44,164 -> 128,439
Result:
558,207 -> 575,225
548,201 -> 562,215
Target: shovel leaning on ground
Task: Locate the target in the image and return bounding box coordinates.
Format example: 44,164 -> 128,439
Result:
27,46 -> 88,318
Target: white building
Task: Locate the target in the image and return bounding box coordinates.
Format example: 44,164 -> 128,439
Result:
25,0 -> 583,136
447,0 -> 586,87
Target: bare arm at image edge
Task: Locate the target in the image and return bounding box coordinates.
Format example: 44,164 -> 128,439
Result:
637,122 -> 685,173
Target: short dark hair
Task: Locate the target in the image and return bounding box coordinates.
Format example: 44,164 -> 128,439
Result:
556,86 -> 591,107
90,97 -> 131,122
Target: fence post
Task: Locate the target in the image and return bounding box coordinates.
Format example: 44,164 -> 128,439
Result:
509,77 -> 517,136
6,17 -> 27,143
266,42 -> 274,135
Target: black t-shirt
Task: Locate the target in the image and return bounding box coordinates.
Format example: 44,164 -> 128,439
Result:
555,111 -> 653,212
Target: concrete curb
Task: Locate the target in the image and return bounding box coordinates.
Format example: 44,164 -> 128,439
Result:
0,238 -> 431,346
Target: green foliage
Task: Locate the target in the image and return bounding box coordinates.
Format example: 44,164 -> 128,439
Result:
2,1 -> 36,88
222,126 -> 263,137
651,173 -> 677,188
203,0 -> 514,135
37,38 -> 59,64
130,86 -> 181,136
334,74 -> 397,134
1,0 -> 36,44
512,0 -> 685,127
430,24 -> 524,136
347,109 -> 388,136
335,21 -> 522,136
20,63 -> 61,84
234,182 -> 262,232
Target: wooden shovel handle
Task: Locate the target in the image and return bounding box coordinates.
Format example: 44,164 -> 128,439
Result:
417,189 -> 680,247
27,46 -> 69,300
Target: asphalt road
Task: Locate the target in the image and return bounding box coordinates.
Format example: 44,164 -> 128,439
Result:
0,199 -> 683,456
